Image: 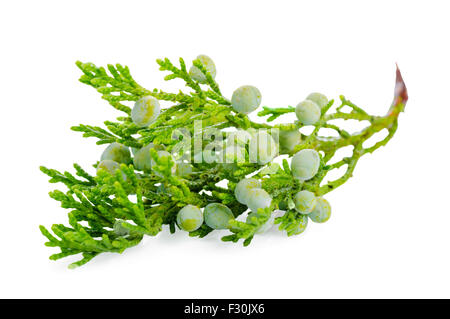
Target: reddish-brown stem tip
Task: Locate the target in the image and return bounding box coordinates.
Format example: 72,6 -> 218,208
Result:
388,64 -> 408,116
394,64 -> 408,106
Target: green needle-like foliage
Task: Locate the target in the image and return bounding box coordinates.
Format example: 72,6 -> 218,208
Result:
40,57 -> 408,268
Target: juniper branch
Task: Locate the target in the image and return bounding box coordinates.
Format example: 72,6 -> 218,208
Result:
40,57 -> 407,266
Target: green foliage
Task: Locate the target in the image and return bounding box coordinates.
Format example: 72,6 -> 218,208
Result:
41,57 -> 407,267
275,210 -> 308,236
223,207 -> 272,246
258,105 -> 295,122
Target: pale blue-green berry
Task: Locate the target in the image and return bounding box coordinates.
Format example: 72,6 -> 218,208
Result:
249,130 -> 277,165
295,100 -> 321,125
176,205 -> 203,232
278,129 -> 301,153
246,188 -> 272,213
176,162 -> 193,176
101,142 -> 131,164
291,149 -> 320,181
204,203 -> 234,230
309,197 -> 331,223
97,159 -> 120,175
131,96 -> 161,127
189,55 -> 216,83
231,85 -> 262,114
133,143 -> 165,172
306,92 -> 328,110
234,178 -> 262,205
133,145 -> 153,172
246,211 -> 275,234
291,214 -> 308,235
294,190 -> 317,214
113,220 -> 130,236
151,150 -> 177,177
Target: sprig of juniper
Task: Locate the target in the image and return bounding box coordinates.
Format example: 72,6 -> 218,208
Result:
40,57 -> 407,268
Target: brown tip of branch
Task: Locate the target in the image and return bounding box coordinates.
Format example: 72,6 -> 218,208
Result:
394,64 -> 408,105
388,64 -> 408,116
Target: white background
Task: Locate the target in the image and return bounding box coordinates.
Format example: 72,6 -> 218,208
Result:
1,0 -> 449,298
